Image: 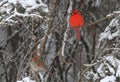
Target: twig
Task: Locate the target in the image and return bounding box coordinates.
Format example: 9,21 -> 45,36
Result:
6,27 -> 24,42
83,14 -> 114,28
83,59 -> 104,67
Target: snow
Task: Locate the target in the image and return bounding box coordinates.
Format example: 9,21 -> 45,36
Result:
96,55 -> 120,81
17,77 -> 35,82
107,11 -> 120,16
25,3 -> 49,13
24,0 -> 37,6
16,81 -> 22,82
0,0 -> 7,6
4,9 -> 42,23
85,71 -> 99,81
39,73 -> 44,81
113,11 -> 120,14
99,17 -> 120,41
105,56 -> 116,67
116,65 -> 120,77
23,77 -> 35,82
97,63 -> 106,77
109,18 -> 119,27
0,0 -> 49,24
8,0 -> 37,7
67,0 -> 73,14
105,56 -> 120,77
105,63 -> 115,75
99,11 -> 120,41
114,59 -> 120,77
8,0 -> 18,4
107,13 -> 114,17
100,75 -> 116,82
97,10 -> 120,81
99,29 -> 110,41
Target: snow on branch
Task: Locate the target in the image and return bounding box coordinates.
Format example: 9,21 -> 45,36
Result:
4,9 -> 43,23
83,59 -> 104,67
99,11 -> 120,41
0,0 -> 48,24
61,0 -> 73,57
100,75 -> 116,82
85,55 -> 120,82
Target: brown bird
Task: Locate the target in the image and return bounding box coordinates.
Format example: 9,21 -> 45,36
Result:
30,54 -> 48,72
31,54 -> 62,81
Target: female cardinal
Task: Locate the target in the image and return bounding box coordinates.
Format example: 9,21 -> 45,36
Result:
69,9 -> 84,40
30,54 -> 48,72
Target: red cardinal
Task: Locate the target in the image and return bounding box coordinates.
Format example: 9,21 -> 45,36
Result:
69,9 -> 84,40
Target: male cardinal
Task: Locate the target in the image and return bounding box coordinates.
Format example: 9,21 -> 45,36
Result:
69,9 -> 84,40
30,54 -> 48,72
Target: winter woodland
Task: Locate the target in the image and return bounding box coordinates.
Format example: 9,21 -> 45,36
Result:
0,0 -> 120,82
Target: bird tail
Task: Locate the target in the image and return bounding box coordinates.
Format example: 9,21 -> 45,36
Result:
75,27 -> 80,41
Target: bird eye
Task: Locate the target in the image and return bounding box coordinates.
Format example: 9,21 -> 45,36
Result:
73,12 -> 77,15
